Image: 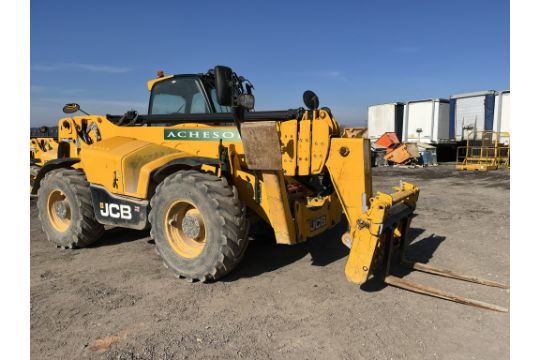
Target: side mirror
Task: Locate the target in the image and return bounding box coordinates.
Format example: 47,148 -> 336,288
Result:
214,66 -> 233,106
63,103 -> 80,114
303,90 -> 319,110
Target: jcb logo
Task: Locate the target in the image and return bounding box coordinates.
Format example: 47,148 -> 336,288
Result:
99,202 -> 132,220
310,215 -> 326,232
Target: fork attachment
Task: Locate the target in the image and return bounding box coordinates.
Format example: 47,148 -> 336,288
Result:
325,137 -> 507,312
340,182 -> 508,312
381,223 -> 509,312
339,182 -> 420,285
400,260 -> 509,289
384,275 -> 508,312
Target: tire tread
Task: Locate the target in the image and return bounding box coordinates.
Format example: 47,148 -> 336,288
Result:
149,170 -> 248,282
37,169 -> 104,248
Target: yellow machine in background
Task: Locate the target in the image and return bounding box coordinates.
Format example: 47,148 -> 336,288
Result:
456,131 -> 510,171
31,126 -> 59,163
30,66 -> 507,311
31,126 -> 59,184
30,137 -> 58,162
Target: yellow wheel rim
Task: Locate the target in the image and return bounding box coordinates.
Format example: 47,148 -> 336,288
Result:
164,200 -> 206,259
47,189 -> 71,232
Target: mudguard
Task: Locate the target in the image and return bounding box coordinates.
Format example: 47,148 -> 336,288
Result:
152,157 -> 223,184
30,158 -> 80,195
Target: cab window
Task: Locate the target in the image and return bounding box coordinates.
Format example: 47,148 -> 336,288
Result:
150,77 -> 210,115
210,88 -> 232,113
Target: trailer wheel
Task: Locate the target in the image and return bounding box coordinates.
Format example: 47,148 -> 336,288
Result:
37,169 -> 104,248
149,170 -> 248,282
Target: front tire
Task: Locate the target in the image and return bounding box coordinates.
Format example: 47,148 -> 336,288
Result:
37,169 -> 105,248
149,170 -> 248,282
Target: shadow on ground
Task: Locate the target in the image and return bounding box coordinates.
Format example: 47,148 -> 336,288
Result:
223,218 -> 350,281
360,229 -> 447,292
83,218 -> 446,288
88,227 -> 150,248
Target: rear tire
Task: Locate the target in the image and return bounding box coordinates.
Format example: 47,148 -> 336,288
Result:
149,170 -> 248,282
37,169 -> 104,248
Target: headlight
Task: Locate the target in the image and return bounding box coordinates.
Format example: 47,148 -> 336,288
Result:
238,94 -> 255,110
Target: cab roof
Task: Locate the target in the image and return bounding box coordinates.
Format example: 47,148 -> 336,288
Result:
146,73 -> 208,91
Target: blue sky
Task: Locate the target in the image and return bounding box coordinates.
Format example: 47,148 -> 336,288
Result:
31,0 -> 509,126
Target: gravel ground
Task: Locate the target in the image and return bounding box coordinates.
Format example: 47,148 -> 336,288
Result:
30,165 -> 509,360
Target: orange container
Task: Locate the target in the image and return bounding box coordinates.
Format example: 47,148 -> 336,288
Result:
375,132 -> 400,149
384,144 -> 412,164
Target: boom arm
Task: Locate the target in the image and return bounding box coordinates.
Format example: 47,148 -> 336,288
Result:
238,109 -> 420,285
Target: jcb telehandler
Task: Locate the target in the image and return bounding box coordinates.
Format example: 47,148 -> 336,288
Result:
30,66 -> 507,311
31,126 -> 59,185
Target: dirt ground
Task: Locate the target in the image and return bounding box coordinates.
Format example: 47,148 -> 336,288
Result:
30,165 -> 509,360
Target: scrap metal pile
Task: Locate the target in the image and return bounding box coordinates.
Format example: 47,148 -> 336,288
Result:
371,132 -> 437,167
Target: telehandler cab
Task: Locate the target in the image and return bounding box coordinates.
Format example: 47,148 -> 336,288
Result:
30,66 -> 508,311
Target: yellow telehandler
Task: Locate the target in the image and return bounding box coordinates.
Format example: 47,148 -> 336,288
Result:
31,126 -> 59,186
30,66 -> 507,311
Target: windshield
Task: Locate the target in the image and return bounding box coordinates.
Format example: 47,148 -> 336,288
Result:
149,77 -> 210,115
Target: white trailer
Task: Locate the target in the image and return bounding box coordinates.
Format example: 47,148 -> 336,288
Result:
493,90 -> 510,137
449,90 -> 497,141
401,99 -> 451,144
367,102 -> 404,141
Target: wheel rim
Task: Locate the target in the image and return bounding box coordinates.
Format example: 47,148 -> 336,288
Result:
164,200 -> 206,259
47,189 -> 71,232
